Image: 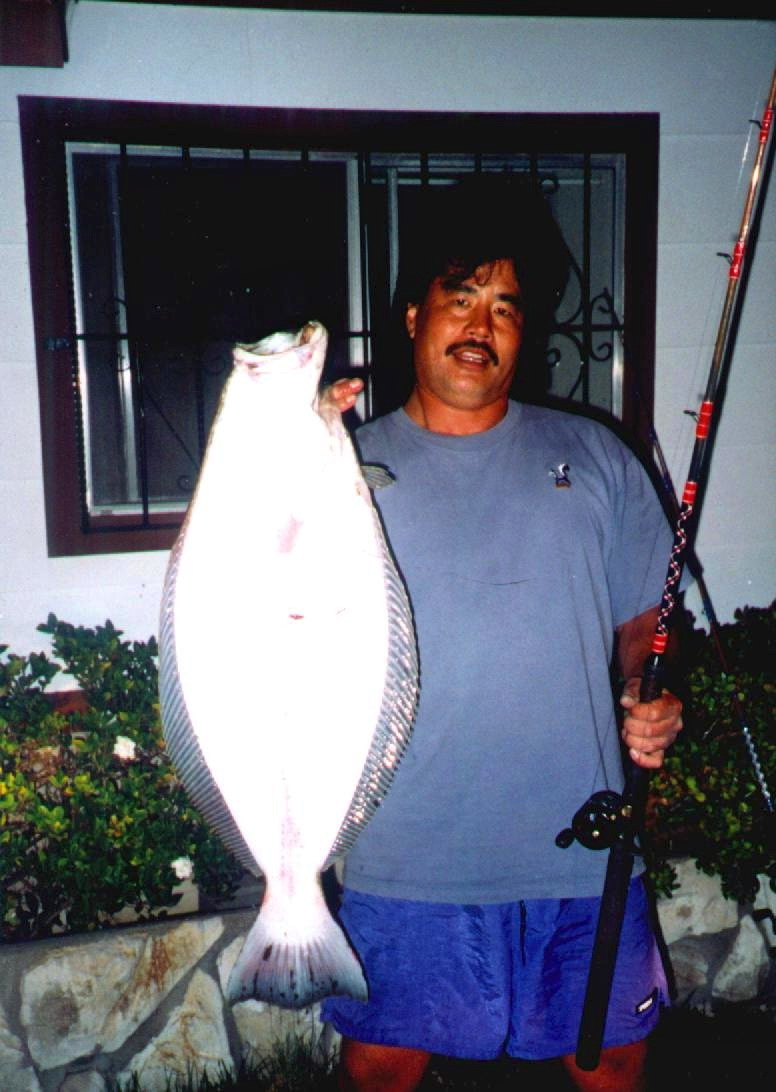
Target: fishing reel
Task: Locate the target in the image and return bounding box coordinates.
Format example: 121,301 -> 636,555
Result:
555,790 -> 638,852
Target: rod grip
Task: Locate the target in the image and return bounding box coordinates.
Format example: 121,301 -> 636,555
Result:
639,653 -> 664,704
575,658 -> 662,1070
574,840 -> 637,1069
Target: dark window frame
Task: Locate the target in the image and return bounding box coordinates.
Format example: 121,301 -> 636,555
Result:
19,96 -> 658,557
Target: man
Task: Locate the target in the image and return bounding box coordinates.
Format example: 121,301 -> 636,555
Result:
321,177 -> 683,1092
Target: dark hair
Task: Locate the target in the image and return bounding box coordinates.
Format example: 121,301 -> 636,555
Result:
375,174 -> 570,413
396,173 -> 569,317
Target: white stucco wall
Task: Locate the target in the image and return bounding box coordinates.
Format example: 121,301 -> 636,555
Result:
0,5 -> 774,659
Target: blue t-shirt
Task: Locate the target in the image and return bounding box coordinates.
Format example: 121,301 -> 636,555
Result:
342,401 -> 673,902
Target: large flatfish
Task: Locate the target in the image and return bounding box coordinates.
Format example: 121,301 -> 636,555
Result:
158,322 -> 418,1007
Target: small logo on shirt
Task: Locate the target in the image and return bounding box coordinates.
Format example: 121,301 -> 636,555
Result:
549,463 -> 571,488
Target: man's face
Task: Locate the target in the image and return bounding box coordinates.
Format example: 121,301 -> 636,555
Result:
405,258 -> 524,415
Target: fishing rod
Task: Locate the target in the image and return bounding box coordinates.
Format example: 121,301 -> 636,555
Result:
559,68 -> 776,1072
600,288 -> 774,815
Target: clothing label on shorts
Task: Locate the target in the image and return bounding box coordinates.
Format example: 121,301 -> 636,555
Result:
635,987 -> 658,1015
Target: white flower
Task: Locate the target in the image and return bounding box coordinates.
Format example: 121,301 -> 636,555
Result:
171,856 -> 194,881
113,735 -> 137,761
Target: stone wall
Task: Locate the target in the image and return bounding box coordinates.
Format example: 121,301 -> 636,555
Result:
0,908 -> 337,1092
1,860 -> 774,1092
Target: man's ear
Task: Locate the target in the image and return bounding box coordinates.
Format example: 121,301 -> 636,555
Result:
405,303 -> 417,339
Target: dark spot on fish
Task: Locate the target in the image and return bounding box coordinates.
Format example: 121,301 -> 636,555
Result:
262,945 -> 273,960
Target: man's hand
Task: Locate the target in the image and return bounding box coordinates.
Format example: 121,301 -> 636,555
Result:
620,677 -> 682,769
319,377 -> 364,415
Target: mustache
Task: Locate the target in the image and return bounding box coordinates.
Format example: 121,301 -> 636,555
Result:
445,340 -> 499,367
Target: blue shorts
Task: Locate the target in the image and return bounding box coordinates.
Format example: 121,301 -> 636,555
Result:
321,877 -> 667,1061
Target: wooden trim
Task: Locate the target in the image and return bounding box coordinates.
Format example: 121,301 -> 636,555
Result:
0,1 -> 69,68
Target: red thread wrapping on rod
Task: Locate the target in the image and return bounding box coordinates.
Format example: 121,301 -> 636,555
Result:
651,632 -> 669,656
729,240 -> 746,280
761,106 -> 773,145
695,401 -> 714,439
681,481 -> 698,506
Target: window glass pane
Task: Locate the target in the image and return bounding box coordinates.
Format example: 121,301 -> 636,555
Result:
69,149 -> 349,511
544,158 -> 623,413
70,149 -> 131,509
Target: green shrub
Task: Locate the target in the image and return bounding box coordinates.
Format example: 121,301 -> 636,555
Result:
0,614 -> 244,940
647,600 -> 776,903
3,601 -> 772,938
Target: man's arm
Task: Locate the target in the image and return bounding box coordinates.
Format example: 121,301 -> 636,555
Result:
616,605 -> 683,770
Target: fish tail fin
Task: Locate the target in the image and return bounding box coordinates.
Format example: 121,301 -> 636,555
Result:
226,891 -> 368,1008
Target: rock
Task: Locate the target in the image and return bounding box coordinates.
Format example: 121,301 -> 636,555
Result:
58,1071 -> 107,1092
20,918 -> 224,1069
216,934 -> 247,998
752,876 -> 776,955
232,999 -> 322,1067
0,1006 -> 41,1091
118,970 -> 231,1092
657,859 -> 739,945
100,917 -> 224,1051
712,914 -> 768,1003
664,936 -> 713,1007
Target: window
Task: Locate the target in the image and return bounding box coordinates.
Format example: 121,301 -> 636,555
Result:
20,98 -> 658,556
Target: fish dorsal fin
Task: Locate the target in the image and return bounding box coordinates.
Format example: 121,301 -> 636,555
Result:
325,502 -> 419,867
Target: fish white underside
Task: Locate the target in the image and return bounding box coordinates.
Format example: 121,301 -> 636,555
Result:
158,323 -> 418,1007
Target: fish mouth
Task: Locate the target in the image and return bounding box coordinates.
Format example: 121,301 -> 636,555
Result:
298,322 -> 321,346
446,340 -> 498,368
234,321 -> 326,375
